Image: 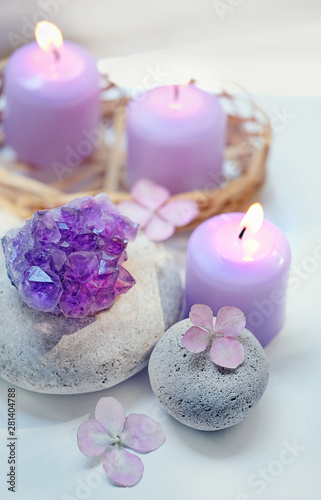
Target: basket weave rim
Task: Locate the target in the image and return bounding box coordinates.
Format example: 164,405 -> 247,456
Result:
0,70 -> 272,230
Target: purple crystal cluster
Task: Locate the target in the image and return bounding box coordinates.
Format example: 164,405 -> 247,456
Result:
1,194 -> 138,318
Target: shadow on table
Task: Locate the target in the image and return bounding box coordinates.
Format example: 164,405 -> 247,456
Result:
161,405 -> 264,458
0,367 -> 153,428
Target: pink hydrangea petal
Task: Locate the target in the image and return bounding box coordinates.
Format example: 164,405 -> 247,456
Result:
213,306 -> 246,337
131,179 -> 170,211
158,199 -> 199,227
121,414 -> 166,453
182,326 -> 211,353
144,215 -> 175,241
103,445 -> 144,487
210,337 -> 245,369
117,201 -> 151,228
95,397 -> 126,438
189,304 -> 214,331
77,419 -> 113,457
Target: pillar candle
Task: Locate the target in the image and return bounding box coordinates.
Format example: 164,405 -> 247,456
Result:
185,204 -> 291,346
3,22 -> 101,168
126,84 -> 226,194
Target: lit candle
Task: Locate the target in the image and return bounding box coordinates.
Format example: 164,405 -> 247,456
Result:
185,204 -> 291,346
3,22 -> 101,168
126,84 -> 226,194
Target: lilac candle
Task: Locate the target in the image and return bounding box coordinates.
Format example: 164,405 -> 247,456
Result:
185,204 -> 291,346
3,22 -> 101,168
126,84 -> 226,194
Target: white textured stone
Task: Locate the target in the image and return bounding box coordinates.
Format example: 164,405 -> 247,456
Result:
149,319 -> 269,431
0,234 -> 182,394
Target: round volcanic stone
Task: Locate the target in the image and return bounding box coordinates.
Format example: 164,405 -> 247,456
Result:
148,319 -> 269,431
0,234 -> 182,394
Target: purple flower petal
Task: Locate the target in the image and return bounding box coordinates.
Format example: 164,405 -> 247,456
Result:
95,397 -> 126,438
210,337 -> 245,369
117,201 -> 151,228
121,414 -> 165,453
144,215 -> 175,241
131,179 -> 170,211
77,419 -> 113,457
189,304 -> 214,331
103,445 -> 144,487
182,326 -> 211,353
158,199 -> 199,227
213,306 -> 246,337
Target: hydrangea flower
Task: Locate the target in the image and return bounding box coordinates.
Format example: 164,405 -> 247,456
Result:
77,397 -> 165,487
118,179 -> 199,241
182,305 -> 246,369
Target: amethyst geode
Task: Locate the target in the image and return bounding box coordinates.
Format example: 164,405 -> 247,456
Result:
1,194 -> 138,317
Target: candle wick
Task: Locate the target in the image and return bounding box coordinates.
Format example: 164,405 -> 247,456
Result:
52,48 -> 60,62
173,84 -> 179,101
239,227 -> 246,239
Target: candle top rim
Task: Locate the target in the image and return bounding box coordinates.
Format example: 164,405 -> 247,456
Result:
187,212 -> 291,283
126,85 -> 226,139
128,85 -> 222,115
4,40 -> 100,102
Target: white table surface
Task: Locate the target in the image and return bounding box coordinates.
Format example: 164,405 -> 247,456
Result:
0,93 -> 321,500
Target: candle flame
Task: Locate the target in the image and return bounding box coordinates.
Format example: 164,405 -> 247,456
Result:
240,203 -> 264,235
35,21 -> 63,52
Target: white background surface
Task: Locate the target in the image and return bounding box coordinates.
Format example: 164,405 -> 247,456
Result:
0,93 -> 320,500
1,2 -> 321,499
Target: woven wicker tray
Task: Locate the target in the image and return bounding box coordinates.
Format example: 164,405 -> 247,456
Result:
0,72 -> 271,231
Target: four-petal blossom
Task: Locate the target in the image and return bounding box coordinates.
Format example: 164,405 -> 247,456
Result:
182,305 -> 246,369
77,397 -> 165,487
117,179 -> 199,241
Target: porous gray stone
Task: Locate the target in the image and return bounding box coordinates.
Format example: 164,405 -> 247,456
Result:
148,319 -> 269,431
0,234 -> 182,394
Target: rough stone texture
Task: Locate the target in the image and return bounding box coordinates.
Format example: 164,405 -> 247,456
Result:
149,319 -> 269,431
0,234 -> 182,394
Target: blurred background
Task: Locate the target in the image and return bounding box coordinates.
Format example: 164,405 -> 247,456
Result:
0,0 -> 320,95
